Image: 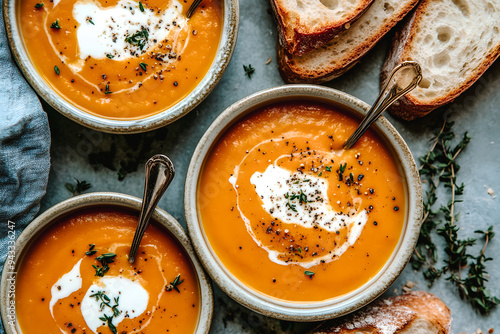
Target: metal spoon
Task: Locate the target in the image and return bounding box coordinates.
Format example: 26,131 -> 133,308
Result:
343,61 -> 423,150
186,0 -> 203,18
129,154 -> 175,263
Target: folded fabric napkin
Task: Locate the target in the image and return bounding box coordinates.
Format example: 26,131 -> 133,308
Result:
0,6 -> 51,333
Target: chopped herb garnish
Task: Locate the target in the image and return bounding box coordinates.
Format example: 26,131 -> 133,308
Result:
65,179 -> 91,196
34,2 -> 43,8
54,65 -> 60,75
125,28 -> 149,50
105,84 -> 112,94
99,314 -> 117,334
139,62 -> 148,71
92,253 -> 116,277
298,190 -> 311,204
318,172 -> 322,177
106,54 -> 114,59
349,173 -> 354,182
166,274 -> 184,293
50,20 -> 60,29
325,166 -> 331,172
139,1 -> 144,12
304,270 -> 315,277
86,244 -> 97,256
243,64 -> 255,78
298,247 -> 302,253
338,163 -> 347,181
89,19 -> 94,25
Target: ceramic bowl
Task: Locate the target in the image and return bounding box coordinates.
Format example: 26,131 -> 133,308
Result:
3,0 -> 238,133
0,192 -> 213,333
184,84 -> 423,321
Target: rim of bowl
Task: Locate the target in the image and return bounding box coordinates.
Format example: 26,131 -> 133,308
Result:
0,192 -> 214,333
2,0 -> 239,134
184,84 -> 423,321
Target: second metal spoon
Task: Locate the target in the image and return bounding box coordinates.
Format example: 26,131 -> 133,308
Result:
129,154 -> 175,263
343,61 -> 423,150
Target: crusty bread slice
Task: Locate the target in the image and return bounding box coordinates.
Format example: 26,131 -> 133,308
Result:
270,0 -> 375,56
382,0 -> 500,120
308,291 -> 452,334
278,0 -> 419,84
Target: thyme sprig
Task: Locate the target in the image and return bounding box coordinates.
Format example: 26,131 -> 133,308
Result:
243,64 -> 255,78
65,179 -> 91,196
165,274 -> 184,293
90,291 -> 120,333
125,28 -> 149,50
413,119 -> 498,314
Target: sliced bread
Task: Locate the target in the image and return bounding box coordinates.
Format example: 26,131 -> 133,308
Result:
270,0 -> 375,56
382,0 -> 500,120
308,291 -> 452,334
278,0 -> 419,84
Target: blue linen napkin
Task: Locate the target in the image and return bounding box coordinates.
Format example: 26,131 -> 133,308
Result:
0,4 -> 51,332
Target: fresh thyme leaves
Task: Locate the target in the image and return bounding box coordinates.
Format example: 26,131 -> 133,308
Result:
106,54 -> 114,59
413,119 -> 498,314
50,20 -> 60,29
54,65 -> 60,75
243,64 -> 255,78
99,314 -> 118,334
34,2 -> 43,8
304,270 -> 315,277
89,19 -> 95,25
86,244 -> 97,256
105,84 -> 112,94
325,166 -> 332,172
338,163 -> 347,181
165,274 -> 184,293
65,179 -> 91,196
298,190 -> 311,204
139,1 -> 145,12
139,62 -> 148,71
93,253 -> 116,277
125,28 -> 149,50
284,192 -> 298,212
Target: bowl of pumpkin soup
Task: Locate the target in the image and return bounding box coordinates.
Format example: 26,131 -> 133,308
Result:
4,0 -> 238,133
184,85 -> 423,321
0,192 -> 213,333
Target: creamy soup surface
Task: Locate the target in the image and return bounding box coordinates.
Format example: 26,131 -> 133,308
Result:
16,208 -> 200,333
198,101 -> 406,302
19,0 -> 222,119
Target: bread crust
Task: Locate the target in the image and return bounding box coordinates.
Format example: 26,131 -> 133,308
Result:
277,0 -> 419,83
381,0 -> 500,120
271,0 -> 375,56
308,291 -> 452,334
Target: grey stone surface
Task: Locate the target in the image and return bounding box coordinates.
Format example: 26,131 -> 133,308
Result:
38,0 -> 499,333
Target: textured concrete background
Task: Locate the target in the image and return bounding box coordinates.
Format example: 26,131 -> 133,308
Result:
38,0 -> 500,333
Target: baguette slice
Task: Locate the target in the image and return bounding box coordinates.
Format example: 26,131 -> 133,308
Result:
278,0 -> 419,84
382,0 -> 500,120
270,0 -> 375,56
308,291 -> 452,334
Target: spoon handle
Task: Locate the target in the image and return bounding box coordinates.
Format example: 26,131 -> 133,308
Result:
343,61 -> 423,150
186,0 -> 203,18
129,155 -> 175,263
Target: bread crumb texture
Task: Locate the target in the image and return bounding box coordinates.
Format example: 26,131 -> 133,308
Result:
308,291 -> 451,334
409,0 -> 500,103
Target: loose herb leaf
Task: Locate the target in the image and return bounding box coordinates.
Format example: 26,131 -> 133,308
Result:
65,179 -> 91,196
105,84 -> 112,94
54,65 -> 60,75
139,62 -> 148,71
325,166 -> 331,172
50,20 -> 60,29
106,54 -> 114,59
243,64 -> 255,78
304,270 -> 315,277
139,1 -> 145,12
167,274 -> 184,293
34,2 -> 44,8
338,163 -> 347,181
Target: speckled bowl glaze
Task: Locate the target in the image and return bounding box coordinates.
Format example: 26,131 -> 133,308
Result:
184,84 -> 423,321
3,0 -> 238,133
0,192 -> 213,333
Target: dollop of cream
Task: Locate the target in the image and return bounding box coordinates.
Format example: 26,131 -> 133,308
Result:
73,0 -> 186,61
81,277 -> 149,333
49,258 -> 83,317
231,163 -> 368,268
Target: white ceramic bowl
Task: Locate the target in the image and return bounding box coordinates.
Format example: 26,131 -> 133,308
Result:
184,84 -> 423,321
3,0 -> 238,133
0,192 -> 213,333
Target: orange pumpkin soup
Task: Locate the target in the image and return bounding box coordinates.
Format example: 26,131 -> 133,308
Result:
19,0 -> 222,119
16,208 -> 200,333
198,101 -> 406,302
